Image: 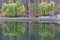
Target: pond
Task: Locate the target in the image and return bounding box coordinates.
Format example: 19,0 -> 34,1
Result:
0,21 -> 60,40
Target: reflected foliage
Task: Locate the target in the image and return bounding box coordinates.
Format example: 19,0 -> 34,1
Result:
1,22 -> 57,40
2,22 -> 25,36
29,22 -> 55,40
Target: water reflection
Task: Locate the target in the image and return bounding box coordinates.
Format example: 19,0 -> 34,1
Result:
0,22 -> 60,40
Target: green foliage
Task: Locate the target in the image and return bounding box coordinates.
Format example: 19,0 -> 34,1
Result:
2,23 -> 25,37
2,22 -> 56,40
35,14 -> 39,17
38,24 -> 55,37
38,2 -> 48,15
48,2 -> 55,11
2,1 -> 25,16
30,22 -> 55,40
38,2 -> 55,16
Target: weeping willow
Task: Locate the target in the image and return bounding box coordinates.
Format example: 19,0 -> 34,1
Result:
2,1 -> 25,17
38,1 -> 55,16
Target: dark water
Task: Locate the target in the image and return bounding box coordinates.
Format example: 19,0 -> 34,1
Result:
0,22 -> 60,40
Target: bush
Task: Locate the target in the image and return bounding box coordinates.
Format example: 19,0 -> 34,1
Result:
2,1 -> 25,17
37,1 -> 55,16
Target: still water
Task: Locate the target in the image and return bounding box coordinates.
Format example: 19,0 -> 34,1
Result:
0,22 -> 60,40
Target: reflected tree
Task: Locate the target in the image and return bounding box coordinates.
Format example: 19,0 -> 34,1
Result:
29,22 -> 55,40
2,22 -> 26,40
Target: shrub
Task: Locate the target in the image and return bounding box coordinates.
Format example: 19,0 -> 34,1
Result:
2,1 -> 25,17
37,1 -> 55,16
